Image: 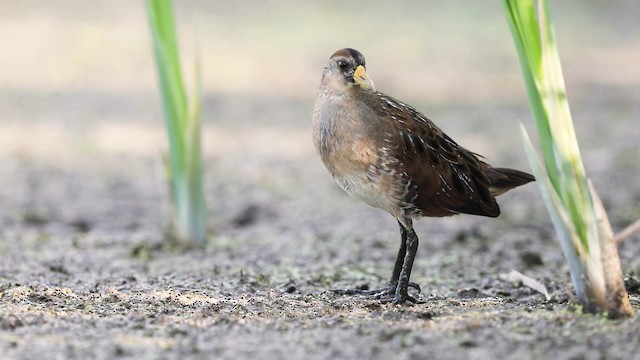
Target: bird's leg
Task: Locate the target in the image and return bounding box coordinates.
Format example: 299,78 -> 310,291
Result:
391,225 -> 423,304
386,221 -> 421,293
388,221 -> 407,285
331,220 -> 421,300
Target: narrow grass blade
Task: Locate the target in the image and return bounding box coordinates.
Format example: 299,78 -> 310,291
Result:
146,0 -> 208,244
505,0 -> 633,316
520,125 -> 600,302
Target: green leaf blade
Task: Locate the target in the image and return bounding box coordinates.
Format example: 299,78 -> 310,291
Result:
146,0 -> 208,244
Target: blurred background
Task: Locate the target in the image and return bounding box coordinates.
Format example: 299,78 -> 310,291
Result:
0,0 -> 638,280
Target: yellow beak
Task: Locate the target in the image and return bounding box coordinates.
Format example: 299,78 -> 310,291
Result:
353,65 -> 374,90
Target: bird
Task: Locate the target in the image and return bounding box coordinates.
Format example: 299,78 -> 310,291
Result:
312,48 -> 534,304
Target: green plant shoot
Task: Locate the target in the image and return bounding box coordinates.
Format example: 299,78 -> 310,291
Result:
503,0 -> 633,317
146,0 -> 207,244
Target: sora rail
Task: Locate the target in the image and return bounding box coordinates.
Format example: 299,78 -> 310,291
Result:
312,48 -> 534,304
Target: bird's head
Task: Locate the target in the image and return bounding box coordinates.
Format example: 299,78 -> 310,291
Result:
321,48 -> 375,92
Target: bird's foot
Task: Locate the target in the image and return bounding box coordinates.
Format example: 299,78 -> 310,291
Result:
331,282 -> 422,303
380,291 -> 426,305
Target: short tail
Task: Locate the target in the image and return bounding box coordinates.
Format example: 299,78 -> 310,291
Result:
485,167 -> 535,196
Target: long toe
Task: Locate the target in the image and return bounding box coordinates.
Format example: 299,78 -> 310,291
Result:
331,288 -> 385,296
332,281 -> 423,304
390,293 -> 425,305
391,284 -> 425,305
331,284 -> 397,298
408,282 -> 422,294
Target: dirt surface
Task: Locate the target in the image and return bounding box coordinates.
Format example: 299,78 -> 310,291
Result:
1,1 -> 640,359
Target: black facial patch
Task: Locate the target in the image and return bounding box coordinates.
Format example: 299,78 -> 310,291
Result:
346,48 -> 366,67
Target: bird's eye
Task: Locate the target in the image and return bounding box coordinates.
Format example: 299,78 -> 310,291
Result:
337,60 -> 349,71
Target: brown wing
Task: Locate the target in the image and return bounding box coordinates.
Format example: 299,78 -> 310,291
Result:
366,91 -> 501,218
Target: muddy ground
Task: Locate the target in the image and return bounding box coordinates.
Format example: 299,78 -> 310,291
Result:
1,1 -> 639,359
